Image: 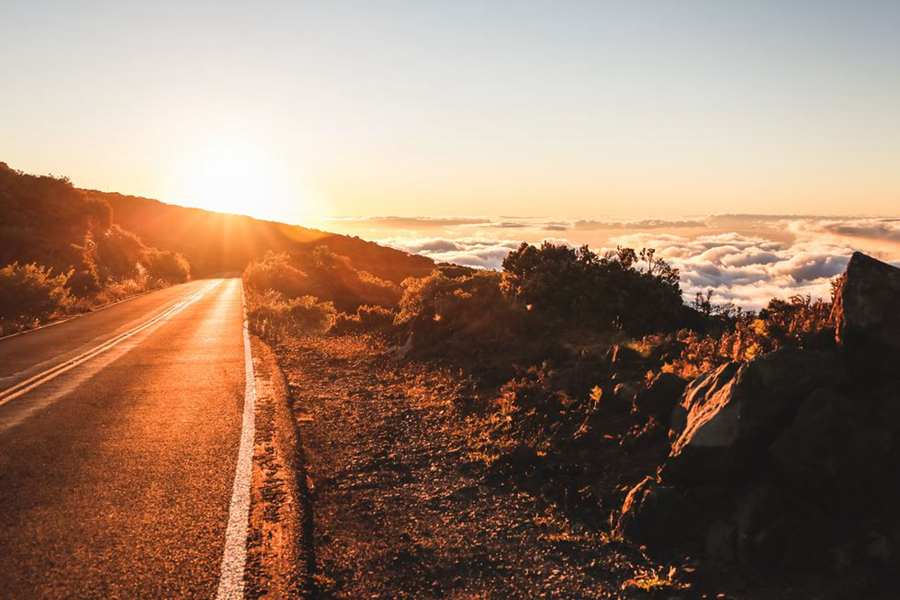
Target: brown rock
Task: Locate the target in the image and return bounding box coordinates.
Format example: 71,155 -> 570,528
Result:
769,388 -> 894,510
604,344 -> 643,372
634,372 -> 687,424
733,483 -> 787,568
665,349 -> 843,482
615,476 -> 702,548
706,518 -> 738,565
613,381 -> 641,405
833,251 -> 900,353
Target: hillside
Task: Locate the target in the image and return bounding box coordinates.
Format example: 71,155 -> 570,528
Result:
0,162 -> 433,334
84,190 -> 434,283
0,163 -> 110,273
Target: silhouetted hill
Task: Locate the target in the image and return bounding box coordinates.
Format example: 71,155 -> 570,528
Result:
83,190 -> 434,282
0,162 -> 110,272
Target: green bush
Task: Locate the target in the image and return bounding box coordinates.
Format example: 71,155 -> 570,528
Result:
501,243 -> 684,334
0,262 -> 71,327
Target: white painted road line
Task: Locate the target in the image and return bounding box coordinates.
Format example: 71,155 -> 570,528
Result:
216,281 -> 256,600
0,280 -> 221,408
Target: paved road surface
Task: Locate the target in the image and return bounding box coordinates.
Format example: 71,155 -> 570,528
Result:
0,278 -> 251,598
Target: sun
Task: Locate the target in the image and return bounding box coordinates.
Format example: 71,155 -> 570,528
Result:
177,142 -> 272,217
170,138 -> 326,223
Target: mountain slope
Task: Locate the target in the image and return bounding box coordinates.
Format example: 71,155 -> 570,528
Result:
84,191 -> 434,282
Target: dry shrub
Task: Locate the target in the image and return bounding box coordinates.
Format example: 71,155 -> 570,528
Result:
243,251 -> 309,298
95,225 -> 149,281
0,262 -> 71,333
395,266 -> 546,379
332,305 -> 396,337
247,290 -> 336,341
670,294 -> 836,377
146,250 -> 190,284
298,246 -> 400,311
243,249 -> 399,312
96,277 -> 148,304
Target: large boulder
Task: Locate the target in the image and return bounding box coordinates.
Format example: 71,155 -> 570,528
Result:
732,483 -> 788,568
664,349 -> 843,482
615,476 -> 702,548
769,388 -> 895,510
833,252 -> 900,368
634,372 -> 687,424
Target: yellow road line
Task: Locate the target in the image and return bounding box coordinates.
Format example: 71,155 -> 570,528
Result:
0,280 -> 222,408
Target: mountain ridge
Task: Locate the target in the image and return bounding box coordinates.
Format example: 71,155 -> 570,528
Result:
82,189 -> 434,282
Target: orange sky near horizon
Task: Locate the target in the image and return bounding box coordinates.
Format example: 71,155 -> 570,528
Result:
3,2 -> 899,222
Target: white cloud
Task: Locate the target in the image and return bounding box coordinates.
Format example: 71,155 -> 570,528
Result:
377,215 -> 900,311
787,218 -> 900,243
383,237 -> 523,269
574,218 -> 707,230
607,233 -> 853,310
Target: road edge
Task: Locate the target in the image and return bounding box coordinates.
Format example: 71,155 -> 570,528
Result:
243,335 -> 315,599
216,283 -> 258,599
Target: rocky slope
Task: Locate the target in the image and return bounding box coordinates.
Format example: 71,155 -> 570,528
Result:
616,252 -> 900,597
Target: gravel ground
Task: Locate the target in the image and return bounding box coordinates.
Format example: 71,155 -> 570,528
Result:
274,335 -> 683,600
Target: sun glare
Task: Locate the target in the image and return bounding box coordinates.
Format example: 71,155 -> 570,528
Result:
177,142 -> 275,217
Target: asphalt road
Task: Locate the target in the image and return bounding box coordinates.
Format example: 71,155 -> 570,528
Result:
0,278 -> 251,599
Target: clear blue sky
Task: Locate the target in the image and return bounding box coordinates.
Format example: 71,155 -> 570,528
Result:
2,1 -> 899,220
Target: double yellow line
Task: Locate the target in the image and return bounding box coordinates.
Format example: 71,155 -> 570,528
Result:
0,280 -> 222,408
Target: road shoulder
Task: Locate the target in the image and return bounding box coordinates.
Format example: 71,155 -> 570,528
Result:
244,335 -> 314,598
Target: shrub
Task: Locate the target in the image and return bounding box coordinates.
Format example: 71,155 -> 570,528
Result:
501,243 -> 684,334
0,262 -> 71,328
332,305 -> 397,337
147,250 -> 190,283
0,163 -> 111,271
300,246 -> 400,311
394,266 -> 556,380
243,251 -> 309,298
247,290 -> 336,341
66,267 -> 102,297
397,267 -> 510,329
95,225 -> 149,281
96,277 -> 148,304
244,247 -> 401,312
671,293 -> 836,376
66,232 -> 102,297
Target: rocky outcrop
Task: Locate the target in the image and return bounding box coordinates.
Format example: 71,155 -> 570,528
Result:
614,251 -> 900,584
770,388 -> 895,510
633,372 -> 687,425
615,477 -> 701,548
833,252 -> 900,370
665,349 -> 843,482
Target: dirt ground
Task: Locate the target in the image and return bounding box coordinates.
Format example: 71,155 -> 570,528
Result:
274,334 -> 693,599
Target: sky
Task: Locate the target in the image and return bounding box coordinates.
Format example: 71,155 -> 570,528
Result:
3,1 -> 900,222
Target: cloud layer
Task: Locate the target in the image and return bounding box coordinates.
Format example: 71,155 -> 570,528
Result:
384,237 -> 524,269
605,232 -> 855,310
378,216 -> 900,310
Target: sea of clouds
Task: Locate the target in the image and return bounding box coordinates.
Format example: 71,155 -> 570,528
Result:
318,214 -> 900,311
